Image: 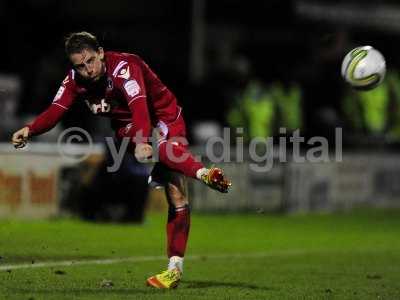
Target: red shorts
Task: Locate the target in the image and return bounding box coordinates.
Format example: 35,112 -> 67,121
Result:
115,112 -> 188,187
116,112 -> 187,144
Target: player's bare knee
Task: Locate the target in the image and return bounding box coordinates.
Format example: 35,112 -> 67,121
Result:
167,183 -> 188,207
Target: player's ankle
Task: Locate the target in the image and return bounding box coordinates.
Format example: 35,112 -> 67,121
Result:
196,167 -> 208,180
168,256 -> 184,273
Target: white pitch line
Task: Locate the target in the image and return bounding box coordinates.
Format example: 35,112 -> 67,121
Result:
0,251 -> 306,271
0,255 -> 165,271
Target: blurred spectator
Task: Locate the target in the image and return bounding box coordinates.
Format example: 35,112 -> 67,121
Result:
296,29 -> 350,141
227,80 -> 302,142
343,70 -> 400,145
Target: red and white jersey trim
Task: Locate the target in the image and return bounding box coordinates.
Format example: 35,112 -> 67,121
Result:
53,102 -> 69,110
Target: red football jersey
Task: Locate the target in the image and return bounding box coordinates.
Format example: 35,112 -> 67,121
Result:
27,51 -> 183,142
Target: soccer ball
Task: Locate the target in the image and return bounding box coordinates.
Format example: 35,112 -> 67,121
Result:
341,45 -> 386,90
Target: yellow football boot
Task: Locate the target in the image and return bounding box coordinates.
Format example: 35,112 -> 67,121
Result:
146,268 -> 182,289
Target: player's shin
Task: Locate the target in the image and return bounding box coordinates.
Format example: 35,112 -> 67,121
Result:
166,204 -> 190,273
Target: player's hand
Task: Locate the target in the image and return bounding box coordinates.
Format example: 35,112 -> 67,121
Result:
11,126 -> 30,149
135,143 -> 153,162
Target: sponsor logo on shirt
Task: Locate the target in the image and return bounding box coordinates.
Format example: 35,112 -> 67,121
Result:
124,80 -> 140,97
85,98 -> 111,114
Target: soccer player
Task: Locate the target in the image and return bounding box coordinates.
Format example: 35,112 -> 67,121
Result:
11,32 -> 231,289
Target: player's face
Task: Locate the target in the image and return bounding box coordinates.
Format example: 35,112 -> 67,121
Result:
70,48 -> 105,82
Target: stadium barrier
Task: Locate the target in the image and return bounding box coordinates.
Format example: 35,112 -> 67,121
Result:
2,143 -> 400,218
190,153 -> 285,212
189,147 -> 400,212
284,154 -> 400,212
0,143 -> 104,218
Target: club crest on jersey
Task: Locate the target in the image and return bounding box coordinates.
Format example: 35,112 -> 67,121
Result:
117,67 -> 130,80
85,98 -> 111,114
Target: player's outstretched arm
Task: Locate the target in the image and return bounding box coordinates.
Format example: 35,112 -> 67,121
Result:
11,98 -> 71,149
11,126 -> 30,149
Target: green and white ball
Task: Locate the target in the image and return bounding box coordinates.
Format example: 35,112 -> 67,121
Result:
341,46 -> 386,90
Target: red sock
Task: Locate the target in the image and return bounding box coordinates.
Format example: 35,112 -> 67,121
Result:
158,141 -> 204,178
167,204 -> 190,258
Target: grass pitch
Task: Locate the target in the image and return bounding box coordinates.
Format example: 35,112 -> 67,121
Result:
1,209 -> 400,299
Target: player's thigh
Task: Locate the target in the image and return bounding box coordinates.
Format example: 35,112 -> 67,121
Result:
166,171 -> 188,205
151,163 -> 188,206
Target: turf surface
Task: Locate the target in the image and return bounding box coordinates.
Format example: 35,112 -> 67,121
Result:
1,210 -> 400,299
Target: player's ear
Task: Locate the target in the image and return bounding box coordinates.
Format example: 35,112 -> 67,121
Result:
98,47 -> 104,59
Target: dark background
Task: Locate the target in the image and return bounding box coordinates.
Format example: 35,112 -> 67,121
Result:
2,0 -> 400,144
